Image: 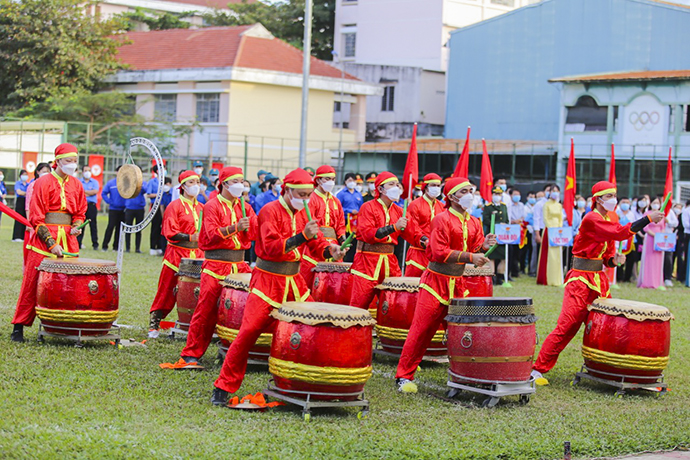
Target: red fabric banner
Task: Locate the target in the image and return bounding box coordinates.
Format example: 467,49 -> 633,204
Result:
563,138 -> 576,226
22,152 -> 38,180
663,147 -> 673,216
402,123 -> 419,200
609,143 -> 616,186
479,139 -> 493,203
89,155 -> 104,210
453,126 -> 471,178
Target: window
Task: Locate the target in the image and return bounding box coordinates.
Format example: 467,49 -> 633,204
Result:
343,32 -> 356,58
154,94 -> 177,122
334,101 -> 342,112
381,86 -> 395,112
565,95 -> 607,132
686,105 -> 690,132
491,0 -> 515,5
196,93 -> 220,123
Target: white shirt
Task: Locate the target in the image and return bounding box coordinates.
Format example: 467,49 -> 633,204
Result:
617,208 -> 635,225
681,206 -> 690,234
665,210 -> 679,233
508,201 -> 525,223
532,198 -> 547,231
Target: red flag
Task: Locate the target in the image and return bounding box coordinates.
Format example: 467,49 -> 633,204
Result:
663,147 -> 673,216
563,138 -> 576,226
609,143 -> 616,186
453,126 -> 471,178
479,139 -> 493,202
402,123 -> 419,199
0,200 -> 31,227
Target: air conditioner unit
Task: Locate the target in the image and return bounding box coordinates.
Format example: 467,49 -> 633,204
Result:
677,181 -> 690,204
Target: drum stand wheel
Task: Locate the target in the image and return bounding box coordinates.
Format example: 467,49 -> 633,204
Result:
37,322 -> 121,348
445,370 -> 536,408
263,379 -> 370,422
571,364 -> 668,398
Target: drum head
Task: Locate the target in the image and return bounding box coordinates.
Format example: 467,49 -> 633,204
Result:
313,262 -> 352,273
589,298 -> 674,322
178,258 -> 204,278
221,273 -> 252,291
38,257 -> 119,274
449,297 -> 534,317
117,164 -> 143,199
270,302 -> 376,328
376,276 -> 420,292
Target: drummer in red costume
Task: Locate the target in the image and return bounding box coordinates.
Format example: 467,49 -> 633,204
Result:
174,167 -> 256,368
299,165 -> 347,289
11,143 -> 86,342
348,171 -> 423,310
211,168 -> 346,405
531,181 -> 664,385
395,177 -> 495,392
404,173 -> 445,277
148,170 -> 205,337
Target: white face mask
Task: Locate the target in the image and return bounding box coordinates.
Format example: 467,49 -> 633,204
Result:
321,180 -> 335,193
458,193 -> 474,210
163,185 -> 171,193
82,171 -> 91,180
194,167 -> 203,175
61,162 -> 78,176
550,191 -> 560,201
492,195 -> 502,205
38,171 -> 49,178
290,193 -> 305,210
385,186 -> 402,202
243,186 -> 251,194
600,197 -> 618,212
185,184 -> 200,197
346,181 -> 356,190
673,207 -> 682,215
355,184 -> 363,193
638,200 -> 647,208
20,174 -> 29,182
427,186 -> 441,198
368,183 -> 375,192
200,185 -> 207,193
651,203 -> 660,211
274,184 -> 282,194
0,175 -> 4,181
227,182 -> 244,198
576,200 -> 586,209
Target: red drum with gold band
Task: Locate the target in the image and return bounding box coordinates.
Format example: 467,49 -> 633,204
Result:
217,273 -> 274,362
446,297 -> 536,383
462,263 -> 493,298
375,277 -> 446,356
582,298 -> 672,384
175,258 -> 203,331
311,262 -> 353,305
36,258 -> 119,336
269,302 -> 376,401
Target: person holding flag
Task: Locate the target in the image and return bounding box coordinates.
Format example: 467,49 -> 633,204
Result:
404,173 -> 444,277
531,181 -> 664,385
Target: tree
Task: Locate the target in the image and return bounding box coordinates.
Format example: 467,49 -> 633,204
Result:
0,0 -> 125,112
118,8 -> 194,31
203,0 -> 335,60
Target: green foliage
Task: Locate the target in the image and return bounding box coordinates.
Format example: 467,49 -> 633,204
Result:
118,7 -> 194,31
0,0 -> 126,112
204,0 -> 335,60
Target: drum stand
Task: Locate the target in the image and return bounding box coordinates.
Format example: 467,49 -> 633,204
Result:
263,379 -> 370,422
216,344 -> 268,367
571,364 -> 668,397
37,322 -> 121,348
168,321 -> 190,340
445,370 -> 536,408
372,341 -> 449,364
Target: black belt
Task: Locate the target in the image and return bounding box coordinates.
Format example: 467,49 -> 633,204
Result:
357,241 -> 395,254
572,257 -> 603,272
170,241 -> 199,249
45,212 -> 72,225
428,261 -> 466,277
205,249 -> 244,262
319,227 -> 337,239
256,258 -> 300,276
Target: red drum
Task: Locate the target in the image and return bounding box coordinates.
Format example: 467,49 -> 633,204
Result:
311,262 -> 353,305
375,277 -> 446,356
217,273 -> 273,362
446,297 -> 536,383
175,258 -> 203,331
462,264 -> 493,297
582,298 -> 673,384
36,258 -> 119,336
269,302 -> 376,400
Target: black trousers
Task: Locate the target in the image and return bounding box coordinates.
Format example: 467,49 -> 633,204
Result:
509,244 -> 521,277
677,234 -> 690,282
149,207 -> 163,250
77,202 -> 99,248
12,196 -> 26,240
623,249 -> 641,282
124,208 -> 145,251
102,209 -> 125,250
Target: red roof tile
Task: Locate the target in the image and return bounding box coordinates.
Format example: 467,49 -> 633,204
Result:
550,70 -> 690,83
116,26 -> 358,81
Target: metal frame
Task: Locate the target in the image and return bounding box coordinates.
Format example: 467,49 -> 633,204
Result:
216,343 -> 268,367
571,364 -> 668,397
37,322 -> 121,348
445,369 -> 535,408
263,379 -> 370,421
372,340 -> 449,364
168,320 -> 190,339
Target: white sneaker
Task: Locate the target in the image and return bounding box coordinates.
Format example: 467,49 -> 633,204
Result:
157,249 -> 164,256
148,329 -> 160,339
396,378 -> 418,393
149,249 -> 157,256
12,239 -> 23,243
531,370 -> 549,386
664,280 -> 673,287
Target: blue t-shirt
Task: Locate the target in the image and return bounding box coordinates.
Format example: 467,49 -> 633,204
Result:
15,180 -> 29,195
80,177 -> 100,204
254,190 -> 280,214
197,192 -> 207,204
146,177 -> 159,203
0,181 -> 7,197
335,188 -> 363,218
102,178 -> 126,211
125,188 -> 146,210
161,190 -> 172,207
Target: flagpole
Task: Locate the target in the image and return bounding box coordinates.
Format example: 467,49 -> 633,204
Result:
402,172 -> 413,269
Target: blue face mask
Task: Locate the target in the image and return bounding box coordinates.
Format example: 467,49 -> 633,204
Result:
620,203 -> 630,211
512,195 -> 521,203
499,184 -> 507,191
528,197 -> 536,205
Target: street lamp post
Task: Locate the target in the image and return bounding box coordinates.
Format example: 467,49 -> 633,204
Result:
298,0 -> 314,169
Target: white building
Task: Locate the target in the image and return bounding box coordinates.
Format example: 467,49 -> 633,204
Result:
88,0 -> 246,27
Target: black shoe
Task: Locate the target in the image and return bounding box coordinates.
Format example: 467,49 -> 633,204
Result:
11,325 -> 24,343
211,387 -> 230,406
93,245 -> 99,251
135,249 -> 142,254
182,356 -> 201,365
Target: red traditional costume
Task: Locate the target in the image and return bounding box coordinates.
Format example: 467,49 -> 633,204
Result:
149,171 -> 205,320
13,144 -> 87,327
181,167 -> 256,361
299,165 -> 346,288
396,178 -> 487,381
533,182 -> 643,375
214,169 -> 334,395
404,173 -> 444,277
348,172 -> 422,310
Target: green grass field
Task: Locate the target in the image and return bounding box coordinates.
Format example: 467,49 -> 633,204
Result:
0,216 -> 688,459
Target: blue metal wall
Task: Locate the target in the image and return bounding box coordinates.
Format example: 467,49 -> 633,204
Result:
445,0 -> 690,141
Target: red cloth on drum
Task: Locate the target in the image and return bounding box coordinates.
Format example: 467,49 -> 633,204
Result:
533,209 -> 634,374
199,194 -> 257,252
181,259 -> 251,360
404,195 -> 444,276
349,199 -> 420,309
13,171 -> 86,326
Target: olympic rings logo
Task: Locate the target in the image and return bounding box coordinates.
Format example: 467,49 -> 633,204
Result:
628,111 -> 660,131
